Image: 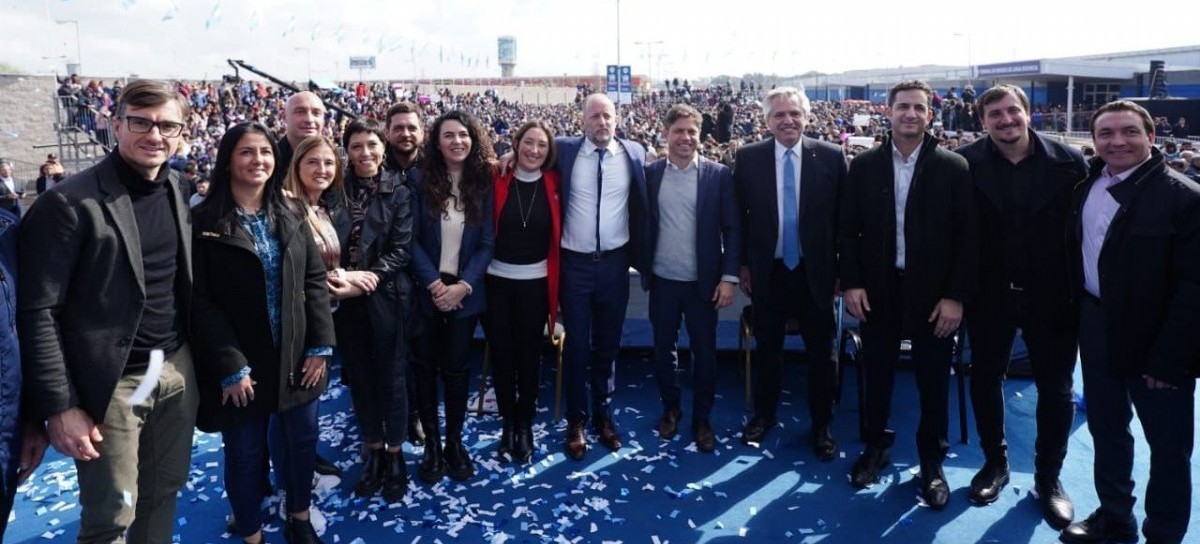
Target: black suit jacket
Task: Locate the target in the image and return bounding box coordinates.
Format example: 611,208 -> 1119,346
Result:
839,132 -> 978,316
1069,149 -> 1200,384
734,136 -> 845,311
956,131 -> 1087,328
17,153 -> 193,422
642,156 -> 741,298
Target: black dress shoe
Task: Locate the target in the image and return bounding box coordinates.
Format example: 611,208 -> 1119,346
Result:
657,409 -> 682,440
693,420 -> 716,453
283,516 -> 323,544
418,434 -> 445,484
443,436 -> 476,481
740,416 -> 777,445
565,422 -> 587,460
408,414 -> 426,447
921,464 -> 950,510
850,446 -> 891,488
594,417 -> 623,452
1036,477 -> 1075,530
313,454 -> 342,477
353,447 -> 384,497
968,460 -> 1010,505
812,424 -> 836,461
381,450 -> 408,503
1060,509 -> 1137,543
498,419 -> 515,458
512,421 -> 534,463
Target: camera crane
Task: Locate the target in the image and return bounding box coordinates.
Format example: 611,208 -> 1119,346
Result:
226,59 -> 357,120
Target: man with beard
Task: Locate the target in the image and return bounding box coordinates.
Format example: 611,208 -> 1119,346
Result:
955,85 -> 1086,527
383,101 -> 426,446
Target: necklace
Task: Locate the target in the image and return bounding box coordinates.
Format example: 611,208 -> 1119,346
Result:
513,178 -> 540,229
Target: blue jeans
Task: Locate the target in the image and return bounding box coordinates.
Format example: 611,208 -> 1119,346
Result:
224,398 -> 319,537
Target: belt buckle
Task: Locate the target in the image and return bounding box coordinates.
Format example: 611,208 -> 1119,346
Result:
1008,282 -> 1025,292
591,250 -> 603,261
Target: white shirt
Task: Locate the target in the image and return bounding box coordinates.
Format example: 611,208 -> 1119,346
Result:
773,140 -> 802,259
892,143 -> 921,269
562,138 -> 631,253
1082,158 -> 1147,298
0,177 -> 16,195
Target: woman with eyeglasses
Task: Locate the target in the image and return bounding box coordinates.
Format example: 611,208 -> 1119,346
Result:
191,122 -> 335,544
411,110 -> 494,483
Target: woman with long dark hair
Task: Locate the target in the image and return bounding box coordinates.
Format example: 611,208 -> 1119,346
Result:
411,110 -> 494,483
485,120 -> 561,463
192,122 -> 336,544
332,120 -> 414,503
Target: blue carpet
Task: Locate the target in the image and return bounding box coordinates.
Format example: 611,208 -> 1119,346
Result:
4,340 -> 1193,543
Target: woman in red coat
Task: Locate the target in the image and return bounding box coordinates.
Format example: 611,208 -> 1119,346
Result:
485,120 -> 561,463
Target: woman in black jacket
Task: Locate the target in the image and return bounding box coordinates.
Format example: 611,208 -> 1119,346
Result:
192,122 -> 336,544
332,119 -> 414,503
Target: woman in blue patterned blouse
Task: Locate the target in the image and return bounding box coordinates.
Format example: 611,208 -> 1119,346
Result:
191,122 -> 336,544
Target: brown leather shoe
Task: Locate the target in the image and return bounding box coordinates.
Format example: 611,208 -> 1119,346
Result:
564,422 -> 587,461
693,420 -> 716,453
594,417 -> 623,451
657,409 -> 682,440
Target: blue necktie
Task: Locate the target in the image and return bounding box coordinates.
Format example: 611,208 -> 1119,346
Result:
782,149 -> 800,270
595,147 -> 607,253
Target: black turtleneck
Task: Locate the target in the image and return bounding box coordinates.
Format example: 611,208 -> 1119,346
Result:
112,151 -> 184,373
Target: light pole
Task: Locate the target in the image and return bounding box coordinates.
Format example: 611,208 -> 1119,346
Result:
633,40 -> 663,85
55,20 -> 82,74
952,32 -> 973,82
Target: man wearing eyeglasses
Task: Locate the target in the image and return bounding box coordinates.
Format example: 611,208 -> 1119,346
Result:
17,79 -> 198,544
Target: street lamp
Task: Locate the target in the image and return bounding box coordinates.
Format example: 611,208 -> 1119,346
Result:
952,32 -> 973,82
633,40 -> 663,85
55,20 -> 82,75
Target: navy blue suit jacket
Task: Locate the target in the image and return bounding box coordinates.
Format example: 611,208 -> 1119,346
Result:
410,185 -> 495,318
554,136 -> 650,274
642,156 -> 741,298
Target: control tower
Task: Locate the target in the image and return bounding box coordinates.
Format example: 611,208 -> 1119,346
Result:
498,36 -> 517,78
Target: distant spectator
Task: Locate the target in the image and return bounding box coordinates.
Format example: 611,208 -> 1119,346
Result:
188,178 -> 209,208
0,162 -> 23,216
36,154 -> 65,194
1173,116 -> 1190,138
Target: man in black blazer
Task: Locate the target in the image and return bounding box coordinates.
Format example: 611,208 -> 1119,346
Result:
17,80 -> 198,543
643,104 -> 741,453
733,86 -> 845,461
955,85 -> 1086,526
839,80 -> 978,509
1062,100 -> 1200,544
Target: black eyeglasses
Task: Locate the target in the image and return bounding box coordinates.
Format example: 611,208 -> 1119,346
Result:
121,115 -> 185,138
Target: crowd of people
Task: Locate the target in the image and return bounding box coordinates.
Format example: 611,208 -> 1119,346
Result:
0,75 -> 1196,544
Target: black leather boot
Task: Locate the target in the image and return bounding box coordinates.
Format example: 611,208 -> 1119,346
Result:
418,429 -> 445,484
283,516 -> 323,544
381,450 -> 409,503
513,420 -> 534,463
498,419 -> 515,458
353,447 -> 384,497
443,435 -> 476,481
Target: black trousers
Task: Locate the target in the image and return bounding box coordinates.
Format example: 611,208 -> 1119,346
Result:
1079,296 -> 1194,544
336,298 -> 408,446
412,311 -> 478,439
969,289 -> 1077,477
861,270 -> 953,467
484,274 -> 549,423
750,260 -> 836,425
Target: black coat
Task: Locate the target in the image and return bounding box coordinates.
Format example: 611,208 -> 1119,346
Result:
1069,148 -> 1200,384
191,204 -> 336,432
956,131 -> 1087,328
734,136 -> 845,312
839,132 -> 978,315
17,153 -> 193,423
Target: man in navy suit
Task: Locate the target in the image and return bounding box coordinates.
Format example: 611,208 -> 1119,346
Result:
642,104 -> 741,453
556,93 -> 649,460
733,86 -> 845,460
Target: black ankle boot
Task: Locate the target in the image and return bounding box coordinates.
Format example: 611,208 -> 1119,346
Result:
381,450 -> 409,503
353,447 -> 384,497
283,516 -> 323,544
418,431 -> 445,484
499,419 -> 515,458
443,435 -> 476,481
512,420 -> 534,463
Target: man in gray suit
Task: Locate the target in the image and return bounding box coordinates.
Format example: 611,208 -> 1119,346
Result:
18,80 -> 197,544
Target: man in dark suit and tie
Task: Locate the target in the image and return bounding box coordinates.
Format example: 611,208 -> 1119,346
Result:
557,93 -> 648,460
733,86 -> 845,461
955,84 -> 1086,526
1062,100 -> 1199,544
840,80 -> 977,509
0,162 -> 23,217
642,104 -> 741,453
